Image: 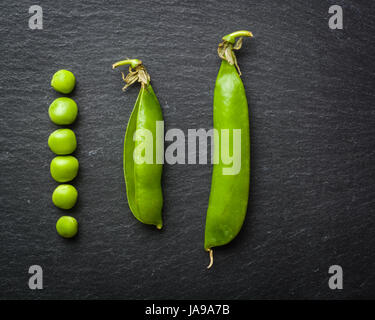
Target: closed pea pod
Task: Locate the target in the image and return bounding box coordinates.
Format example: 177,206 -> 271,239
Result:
112,59 -> 163,229
205,31 -> 253,268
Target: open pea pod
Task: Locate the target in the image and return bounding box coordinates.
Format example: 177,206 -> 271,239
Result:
112,59 -> 163,229
204,31 -> 253,268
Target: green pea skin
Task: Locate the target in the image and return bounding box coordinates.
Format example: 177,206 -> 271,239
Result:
50,156 -> 79,182
49,97 -> 78,125
48,129 -> 77,155
52,184 -> 78,209
56,216 -> 78,238
51,69 -> 76,94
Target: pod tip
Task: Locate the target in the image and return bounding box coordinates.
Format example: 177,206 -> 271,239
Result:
207,249 -> 214,269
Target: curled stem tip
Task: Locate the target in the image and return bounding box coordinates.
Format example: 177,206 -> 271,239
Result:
112,59 -> 142,70
222,30 -> 253,43
207,249 -> 214,269
218,30 -> 253,75
112,58 -> 150,90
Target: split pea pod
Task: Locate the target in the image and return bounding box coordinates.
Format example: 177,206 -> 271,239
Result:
204,31 -> 253,268
112,59 -> 163,229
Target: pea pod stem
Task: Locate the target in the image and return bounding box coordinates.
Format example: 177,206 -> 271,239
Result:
113,58 -> 150,90
112,59 -> 143,70
222,30 -> 253,44
218,30 -> 253,75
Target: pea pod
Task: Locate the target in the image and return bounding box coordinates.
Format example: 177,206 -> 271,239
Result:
112,59 -> 163,229
204,31 -> 253,268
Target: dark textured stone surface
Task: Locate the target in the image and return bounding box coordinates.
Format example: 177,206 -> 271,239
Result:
1,0 -> 375,299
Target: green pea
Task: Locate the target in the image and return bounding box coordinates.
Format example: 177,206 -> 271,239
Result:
49,97 -> 78,125
48,129 -> 77,155
50,156 -> 79,182
52,184 -> 78,209
56,216 -> 78,238
51,69 -> 76,94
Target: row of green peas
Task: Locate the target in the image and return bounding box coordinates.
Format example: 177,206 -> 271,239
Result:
48,70 -> 79,238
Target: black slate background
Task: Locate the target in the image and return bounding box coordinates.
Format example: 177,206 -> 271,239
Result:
1,0 -> 375,299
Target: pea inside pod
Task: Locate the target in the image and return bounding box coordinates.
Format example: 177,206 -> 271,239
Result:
112,59 -> 163,229
204,30 -> 253,268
